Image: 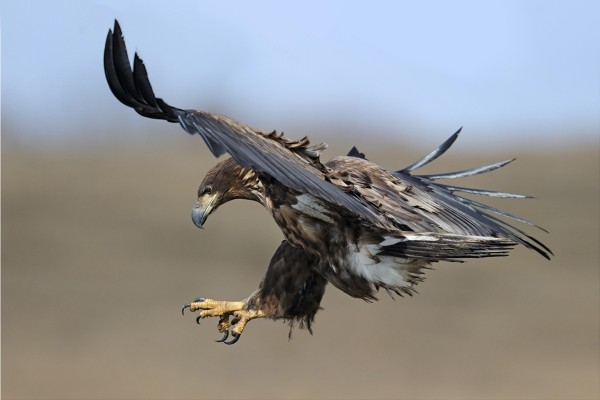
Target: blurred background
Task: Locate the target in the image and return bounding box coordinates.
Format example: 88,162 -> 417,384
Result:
2,1 -> 599,399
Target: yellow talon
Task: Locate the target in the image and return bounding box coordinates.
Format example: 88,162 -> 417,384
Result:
183,297 -> 266,343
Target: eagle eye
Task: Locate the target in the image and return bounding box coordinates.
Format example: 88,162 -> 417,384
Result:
201,185 -> 213,196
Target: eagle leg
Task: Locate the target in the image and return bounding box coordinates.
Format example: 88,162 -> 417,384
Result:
182,297 -> 266,344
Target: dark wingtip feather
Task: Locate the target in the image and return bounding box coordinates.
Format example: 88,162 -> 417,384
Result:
400,127 -> 462,172
104,20 -> 180,122
111,21 -> 139,101
104,25 -> 133,108
133,53 -> 159,108
113,19 -> 121,33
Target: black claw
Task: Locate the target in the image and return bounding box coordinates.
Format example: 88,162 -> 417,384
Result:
182,297 -> 206,315
196,315 -> 202,324
224,333 -> 240,345
215,331 -> 229,342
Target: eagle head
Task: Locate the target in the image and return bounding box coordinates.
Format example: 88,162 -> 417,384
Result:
192,158 -> 263,228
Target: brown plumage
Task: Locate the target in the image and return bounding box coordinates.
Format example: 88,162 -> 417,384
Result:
104,20 -> 552,344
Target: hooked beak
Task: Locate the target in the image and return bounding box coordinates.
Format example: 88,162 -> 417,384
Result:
191,195 -> 217,229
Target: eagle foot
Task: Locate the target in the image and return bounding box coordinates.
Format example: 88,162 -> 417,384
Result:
181,297 -> 265,344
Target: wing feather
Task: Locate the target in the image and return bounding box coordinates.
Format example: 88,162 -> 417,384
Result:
399,127 -> 461,172
418,158 -> 515,180
453,195 -> 548,232
436,184 -> 532,198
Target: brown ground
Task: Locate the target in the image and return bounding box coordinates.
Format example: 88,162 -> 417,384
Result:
2,134 -> 599,399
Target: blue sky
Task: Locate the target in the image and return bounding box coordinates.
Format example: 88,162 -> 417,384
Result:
2,0 -> 599,149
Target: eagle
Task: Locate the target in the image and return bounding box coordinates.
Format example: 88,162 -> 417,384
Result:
104,21 -> 551,344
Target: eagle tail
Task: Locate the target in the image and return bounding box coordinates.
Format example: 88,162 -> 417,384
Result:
104,20 -> 181,122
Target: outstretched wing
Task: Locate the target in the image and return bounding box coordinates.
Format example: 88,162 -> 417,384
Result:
104,20 -> 379,225
344,132 -> 552,259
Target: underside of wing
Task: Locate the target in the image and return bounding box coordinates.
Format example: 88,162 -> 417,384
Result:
104,20 -> 380,224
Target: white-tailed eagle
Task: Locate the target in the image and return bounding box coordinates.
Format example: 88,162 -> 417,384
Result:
104,21 -> 551,344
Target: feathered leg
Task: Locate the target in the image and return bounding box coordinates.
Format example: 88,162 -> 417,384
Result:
182,241 -> 327,344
